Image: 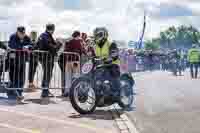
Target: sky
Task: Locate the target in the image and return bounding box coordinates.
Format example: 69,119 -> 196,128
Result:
0,0 -> 200,41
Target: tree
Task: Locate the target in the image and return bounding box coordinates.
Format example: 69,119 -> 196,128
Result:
159,25 -> 200,49
145,39 -> 160,51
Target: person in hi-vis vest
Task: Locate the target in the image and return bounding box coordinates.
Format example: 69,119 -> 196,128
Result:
93,27 -> 120,95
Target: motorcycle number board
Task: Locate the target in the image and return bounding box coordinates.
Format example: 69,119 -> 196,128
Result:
82,61 -> 93,74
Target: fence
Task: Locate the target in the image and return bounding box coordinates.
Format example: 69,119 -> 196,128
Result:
119,53 -> 166,72
0,49 -> 80,92
0,49 -> 170,92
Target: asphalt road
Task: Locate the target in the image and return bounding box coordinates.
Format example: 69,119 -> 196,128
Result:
128,70 -> 200,133
0,90 -> 119,133
0,61 -> 130,133
1,66 -> 199,133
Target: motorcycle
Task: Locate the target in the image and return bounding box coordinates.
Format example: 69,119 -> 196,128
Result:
69,57 -> 135,114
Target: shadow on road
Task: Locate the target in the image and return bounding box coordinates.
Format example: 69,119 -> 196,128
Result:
25,98 -> 57,105
0,96 -> 29,106
69,110 -> 115,120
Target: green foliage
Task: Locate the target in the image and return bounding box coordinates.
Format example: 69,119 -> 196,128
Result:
158,25 -> 200,49
144,39 -> 160,51
145,25 -> 200,51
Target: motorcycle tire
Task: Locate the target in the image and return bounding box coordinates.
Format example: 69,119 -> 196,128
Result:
118,80 -> 134,109
69,77 -> 97,114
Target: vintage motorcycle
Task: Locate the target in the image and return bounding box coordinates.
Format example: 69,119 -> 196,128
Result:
69,57 -> 135,114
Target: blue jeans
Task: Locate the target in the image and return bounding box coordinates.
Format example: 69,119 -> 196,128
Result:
104,65 -> 120,92
190,63 -> 199,78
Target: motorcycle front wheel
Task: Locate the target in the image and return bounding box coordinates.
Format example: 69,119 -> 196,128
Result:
69,77 -> 97,114
118,80 -> 134,109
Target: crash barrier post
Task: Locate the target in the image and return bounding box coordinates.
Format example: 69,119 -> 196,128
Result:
0,49 -> 80,93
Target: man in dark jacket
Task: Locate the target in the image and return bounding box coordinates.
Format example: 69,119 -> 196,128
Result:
37,24 -> 61,99
8,26 -> 31,100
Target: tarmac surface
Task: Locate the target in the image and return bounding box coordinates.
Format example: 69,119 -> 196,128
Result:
128,70 -> 200,133
0,61 -> 135,133
0,90 -> 119,133
1,69 -> 199,133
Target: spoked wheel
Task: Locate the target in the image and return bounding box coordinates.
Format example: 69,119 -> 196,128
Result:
70,77 -> 97,114
118,80 -> 134,109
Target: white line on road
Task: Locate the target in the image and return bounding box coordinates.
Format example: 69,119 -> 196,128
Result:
0,123 -> 38,133
0,108 -> 113,133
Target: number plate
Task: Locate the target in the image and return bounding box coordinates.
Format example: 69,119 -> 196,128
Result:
82,61 -> 93,74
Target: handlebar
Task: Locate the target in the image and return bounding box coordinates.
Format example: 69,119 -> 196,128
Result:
86,57 -> 112,65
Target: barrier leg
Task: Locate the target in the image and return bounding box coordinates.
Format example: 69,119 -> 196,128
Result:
64,63 -> 72,95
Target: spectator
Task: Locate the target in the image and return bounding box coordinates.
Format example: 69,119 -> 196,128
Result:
58,31 -> 85,97
8,26 -> 31,100
80,32 -> 89,65
85,38 -> 95,57
187,44 -> 200,79
0,41 -> 8,78
37,23 -> 61,100
81,32 -> 87,43
177,49 -> 184,76
27,31 -> 39,92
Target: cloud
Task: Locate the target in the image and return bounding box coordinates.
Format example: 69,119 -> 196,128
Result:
0,0 -> 200,41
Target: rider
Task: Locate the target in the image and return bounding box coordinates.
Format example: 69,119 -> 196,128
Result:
93,27 -> 120,95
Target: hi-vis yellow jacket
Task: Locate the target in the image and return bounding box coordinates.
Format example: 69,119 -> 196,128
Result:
95,40 -> 120,65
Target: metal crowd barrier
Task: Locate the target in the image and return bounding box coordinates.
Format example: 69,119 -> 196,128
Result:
119,54 -> 165,72
0,49 -> 80,91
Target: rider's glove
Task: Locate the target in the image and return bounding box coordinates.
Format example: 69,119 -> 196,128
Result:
104,57 -> 112,64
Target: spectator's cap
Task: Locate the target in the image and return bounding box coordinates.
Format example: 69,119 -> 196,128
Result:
72,31 -> 81,38
17,26 -> 25,33
46,23 -> 55,31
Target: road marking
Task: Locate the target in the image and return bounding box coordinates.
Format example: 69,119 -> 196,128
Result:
0,108 -> 112,133
110,106 -> 139,133
120,114 -> 139,133
0,123 -> 39,133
